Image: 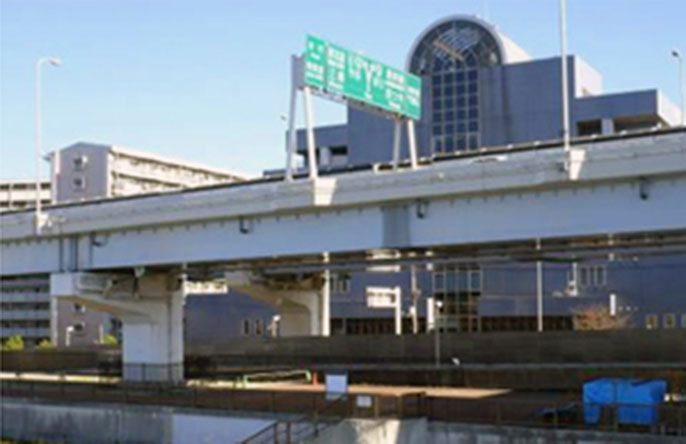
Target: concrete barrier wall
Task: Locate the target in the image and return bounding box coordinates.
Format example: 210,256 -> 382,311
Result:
190,330 -> 686,365
2,398 -> 274,444
0,349 -> 101,371
3,330 -> 684,374
426,421 -> 683,444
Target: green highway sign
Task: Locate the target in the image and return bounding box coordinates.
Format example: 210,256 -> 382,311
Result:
304,35 -> 422,120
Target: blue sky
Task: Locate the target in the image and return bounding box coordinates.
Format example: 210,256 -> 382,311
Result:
1,0 -> 684,178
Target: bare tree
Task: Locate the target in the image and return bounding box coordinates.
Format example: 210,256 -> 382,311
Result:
573,304 -> 629,331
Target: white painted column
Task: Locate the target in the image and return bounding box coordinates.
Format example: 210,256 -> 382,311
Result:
121,288 -> 184,383
601,118 -> 614,135
321,254 -> 331,337
394,290 -> 402,335
392,119 -> 402,169
303,85 -> 318,179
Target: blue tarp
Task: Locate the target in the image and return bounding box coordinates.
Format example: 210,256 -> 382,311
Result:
583,378 -> 666,426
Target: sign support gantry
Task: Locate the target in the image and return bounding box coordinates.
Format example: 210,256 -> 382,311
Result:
285,35 -> 423,181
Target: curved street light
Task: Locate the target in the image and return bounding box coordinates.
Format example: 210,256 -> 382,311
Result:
35,57 -> 62,233
672,49 -> 684,126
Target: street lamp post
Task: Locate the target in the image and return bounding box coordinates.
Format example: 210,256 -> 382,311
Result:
35,57 -> 62,233
672,49 -> 685,126
434,299 -> 443,368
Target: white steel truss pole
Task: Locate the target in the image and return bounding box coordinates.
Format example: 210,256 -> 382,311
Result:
303,85 -> 318,179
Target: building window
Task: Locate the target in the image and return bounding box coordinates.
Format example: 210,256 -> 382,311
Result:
432,264 -> 482,333
254,319 -> 263,336
682,313 -> 686,328
577,120 -> 602,137
242,319 -> 251,336
409,20 -> 501,155
73,155 -> 88,170
645,314 -> 658,330
72,303 -> 86,313
595,266 -> 607,287
73,177 -> 86,191
578,265 -> 607,288
72,322 -> 85,334
663,313 -> 676,329
330,274 -> 351,294
580,267 -> 590,287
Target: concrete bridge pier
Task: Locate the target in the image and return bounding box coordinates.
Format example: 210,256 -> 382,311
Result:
225,271 -> 330,337
50,272 -> 185,383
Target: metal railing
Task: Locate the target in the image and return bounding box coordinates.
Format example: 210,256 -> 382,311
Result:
425,396 -> 686,436
0,379 -> 423,420
240,395 -> 349,444
2,379 -> 683,436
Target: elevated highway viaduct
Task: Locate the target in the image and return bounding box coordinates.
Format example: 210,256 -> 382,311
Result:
1,129 -> 685,382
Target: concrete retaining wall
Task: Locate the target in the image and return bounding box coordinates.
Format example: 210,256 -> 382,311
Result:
316,419 -> 683,444
1,398 -> 274,444
3,398 -> 683,444
427,421 -> 683,444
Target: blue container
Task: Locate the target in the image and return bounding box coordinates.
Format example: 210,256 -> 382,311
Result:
583,378 -> 666,426
616,379 -> 666,426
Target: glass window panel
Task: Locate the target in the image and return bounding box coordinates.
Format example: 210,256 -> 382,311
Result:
444,86 -> 453,95
445,137 -> 455,151
433,272 -> 445,291
446,111 -> 455,121
456,84 -> 465,95
433,138 -> 443,152
465,53 -> 476,66
456,136 -> 467,150
446,270 -> 457,290
432,86 -> 442,97
468,70 -> 478,81
456,71 -> 465,82
468,83 -> 478,94
443,72 -> 454,82
432,125 -> 442,135
469,96 -> 478,106
469,135 -> 479,149
580,267 -> 589,286
469,269 -> 482,291
446,124 -> 455,134
457,122 -> 466,133
433,100 -> 442,110
432,112 -> 442,122
469,120 -> 478,132
432,74 -> 442,85
444,99 -> 455,109
458,268 -> 469,291
469,107 -> 478,118
457,97 -> 466,107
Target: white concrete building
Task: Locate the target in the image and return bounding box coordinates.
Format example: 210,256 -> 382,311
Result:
51,142 -> 250,203
0,179 -> 51,212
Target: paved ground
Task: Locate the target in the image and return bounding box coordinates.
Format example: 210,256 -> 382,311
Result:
1,370 -> 541,400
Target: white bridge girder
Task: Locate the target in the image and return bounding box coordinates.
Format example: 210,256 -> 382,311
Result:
1,132 -> 685,276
